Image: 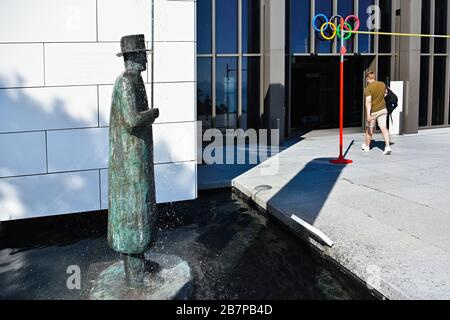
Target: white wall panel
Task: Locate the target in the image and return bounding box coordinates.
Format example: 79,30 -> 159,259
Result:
0,170 -> 100,221
100,169 -> 108,210
153,122 -> 196,164
47,128 -> 109,173
0,86 -> 98,133
0,44 -> 44,88
155,161 -> 196,203
100,161 -> 197,206
146,41 -> 153,83
45,43 -> 138,86
0,0 -> 97,43
98,0 -> 151,42
154,42 -> 195,83
0,132 -> 47,178
155,0 -> 195,42
100,82 -> 194,126
0,0 -> 198,220
154,82 -> 196,124
98,85 -> 114,127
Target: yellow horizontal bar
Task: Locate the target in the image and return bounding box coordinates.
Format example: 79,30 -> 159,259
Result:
349,30 -> 450,39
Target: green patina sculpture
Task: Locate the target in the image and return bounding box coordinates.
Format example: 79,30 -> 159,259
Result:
108,34 -> 159,287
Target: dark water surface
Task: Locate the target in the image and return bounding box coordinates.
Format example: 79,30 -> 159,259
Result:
0,190 -> 372,300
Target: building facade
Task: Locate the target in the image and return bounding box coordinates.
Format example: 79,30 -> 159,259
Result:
198,0 -> 450,137
1,0 -> 449,221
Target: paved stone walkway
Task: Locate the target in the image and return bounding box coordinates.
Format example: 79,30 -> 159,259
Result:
233,128 -> 450,300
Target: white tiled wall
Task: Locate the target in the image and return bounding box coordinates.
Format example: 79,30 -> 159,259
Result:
153,82 -> 196,124
0,86 -> 99,133
0,0 -> 197,221
98,82 -> 195,126
47,128 -> 109,172
0,132 -> 47,178
153,42 -> 195,83
0,171 -> 101,221
154,161 -> 197,203
154,0 -> 195,42
101,161 -> 197,210
153,122 -> 197,164
0,0 -> 97,43
97,0 -> 151,42
100,169 -> 108,210
44,43 -> 128,86
0,44 -> 45,88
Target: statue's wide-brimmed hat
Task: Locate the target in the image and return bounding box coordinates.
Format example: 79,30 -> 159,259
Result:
117,34 -> 152,57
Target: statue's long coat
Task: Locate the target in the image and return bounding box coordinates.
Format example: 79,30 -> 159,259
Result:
108,69 -> 159,254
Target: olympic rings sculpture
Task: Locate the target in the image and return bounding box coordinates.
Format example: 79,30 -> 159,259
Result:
312,14 -> 360,41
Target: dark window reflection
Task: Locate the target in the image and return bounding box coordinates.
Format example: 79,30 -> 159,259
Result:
435,0 -> 448,53
197,0 -> 212,54
338,0 -> 354,53
291,0 -> 311,53
315,0 -> 333,53
419,57 -> 430,127
378,56 -> 391,85
359,0 -> 375,53
243,0 -> 260,54
242,57 -> 260,130
216,58 -> 238,129
379,0 -> 392,53
197,58 -> 213,131
216,0 -> 238,54
432,57 -> 446,125
421,0 -> 431,53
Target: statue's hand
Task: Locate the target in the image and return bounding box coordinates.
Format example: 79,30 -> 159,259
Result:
133,108 -> 160,129
151,108 -> 160,120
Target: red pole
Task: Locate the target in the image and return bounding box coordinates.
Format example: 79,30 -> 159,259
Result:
330,18 -> 353,165
340,53 -> 344,157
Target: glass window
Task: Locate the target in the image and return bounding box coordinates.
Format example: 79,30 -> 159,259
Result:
379,0 -> 392,53
421,0 -> 431,53
197,58 -> 213,131
242,57 -> 261,130
197,0 -> 212,54
216,57 -> 238,129
419,57 -> 430,127
216,0 -> 238,54
358,0 -> 375,53
432,57 -> 447,125
243,0 -> 261,54
196,0 -> 262,132
337,0 -> 354,53
315,0 -> 333,53
435,0 -> 448,53
378,56 -> 391,85
291,0 -> 311,53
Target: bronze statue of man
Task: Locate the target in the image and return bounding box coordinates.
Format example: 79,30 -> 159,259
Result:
108,34 -> 159,287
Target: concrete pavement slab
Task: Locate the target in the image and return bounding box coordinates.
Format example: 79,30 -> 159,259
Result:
233,128 -> 450,300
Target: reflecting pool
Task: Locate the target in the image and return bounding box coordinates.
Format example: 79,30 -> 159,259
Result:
0,190 -> 373,300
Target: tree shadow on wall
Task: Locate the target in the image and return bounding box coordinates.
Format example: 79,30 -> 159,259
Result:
0,75 -> 100,133
0,74 -> 109,219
